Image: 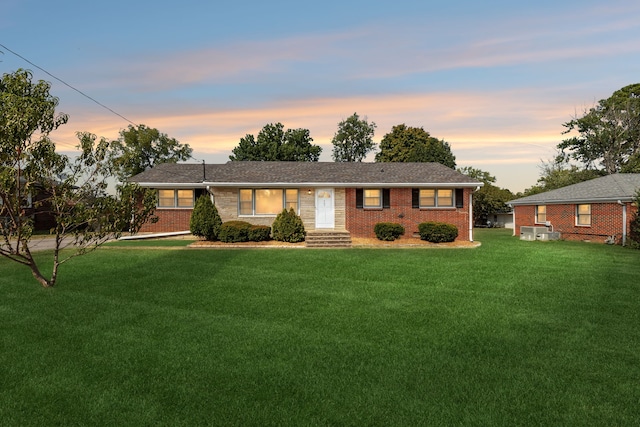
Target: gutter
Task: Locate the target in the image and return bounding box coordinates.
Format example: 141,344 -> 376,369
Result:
202,182 -> 485,188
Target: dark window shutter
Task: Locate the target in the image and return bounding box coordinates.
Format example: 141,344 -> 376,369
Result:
356,188 -> 363,209
412,188 -> 420,209
455,188 -> 464,208
382,189 -> 390,208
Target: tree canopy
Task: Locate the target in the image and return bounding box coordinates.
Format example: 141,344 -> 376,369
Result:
458,167 -> 513,226
331,113 -> 377,162
0,69 -> 156,287
229,123 -> 321,162
375,124 -> 456,168
522,162 -> 605,196
110,124 -> 192,181
557,83 -> 640,174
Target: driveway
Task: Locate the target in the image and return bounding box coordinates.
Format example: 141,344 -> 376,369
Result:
4,236 -> 77,252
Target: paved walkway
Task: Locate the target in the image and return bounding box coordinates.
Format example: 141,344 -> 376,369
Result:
4,236 -> 77,252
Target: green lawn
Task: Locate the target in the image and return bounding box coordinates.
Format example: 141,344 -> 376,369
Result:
1,229 -> 639,426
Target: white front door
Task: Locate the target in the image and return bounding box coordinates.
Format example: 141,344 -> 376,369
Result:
315,188 -> 335,229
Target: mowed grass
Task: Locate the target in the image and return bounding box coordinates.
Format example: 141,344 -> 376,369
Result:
1,229 -> 639,426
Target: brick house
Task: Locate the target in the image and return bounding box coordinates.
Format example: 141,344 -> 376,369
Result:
508,174 -> 640,245
129,161 -> 483,241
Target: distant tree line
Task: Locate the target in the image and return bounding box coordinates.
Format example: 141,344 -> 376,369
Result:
229,113 -> 457,169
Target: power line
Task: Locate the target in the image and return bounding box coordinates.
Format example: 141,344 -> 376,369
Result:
0,42 -> 138,127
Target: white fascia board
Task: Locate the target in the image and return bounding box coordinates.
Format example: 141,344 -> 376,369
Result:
204,182 -> 484,188
135,182 -> 206,188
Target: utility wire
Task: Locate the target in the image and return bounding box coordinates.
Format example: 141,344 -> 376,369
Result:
0,42 -> 138,127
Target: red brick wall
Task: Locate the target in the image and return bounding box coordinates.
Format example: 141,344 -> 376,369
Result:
513,202 -> 638,244
140,208 -> 193,233
345,188 -> 472,241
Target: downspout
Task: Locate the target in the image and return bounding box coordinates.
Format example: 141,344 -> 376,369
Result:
469,187 -> 478,242
619,200 -> 627,246
508,203 -> 515,236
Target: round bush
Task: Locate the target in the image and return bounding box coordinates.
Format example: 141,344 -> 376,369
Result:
272,208 -> 306,243
374,222 -> 405,241
418,221 -> 458,243
248,225 -> 272,242
190,195 -> 222,241
218,220 -> 252,243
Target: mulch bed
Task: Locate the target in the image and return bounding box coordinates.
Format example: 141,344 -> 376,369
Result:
188,237 -> 480,249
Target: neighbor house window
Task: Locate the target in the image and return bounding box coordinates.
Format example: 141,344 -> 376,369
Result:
576,204 -> 591,226
417,189 -> 453,208
158,189 -> 194,208
535,205 -> 546,224
239,189 -> 299,215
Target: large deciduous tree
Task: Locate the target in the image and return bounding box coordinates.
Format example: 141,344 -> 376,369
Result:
110,124 -> 192,181
0,69 -> 156,287
331,113 -> 377,162
522,162 -> 604,196
557,83 -> 640,174
458,167 -> 513,226
229,122 -> 321,162
375,124 -> 456,168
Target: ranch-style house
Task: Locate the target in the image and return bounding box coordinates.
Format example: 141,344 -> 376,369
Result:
508,173 -> 640,245
129,161 -> 484,242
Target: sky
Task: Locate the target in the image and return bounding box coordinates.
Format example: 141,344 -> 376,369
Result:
2,0 -> 640,192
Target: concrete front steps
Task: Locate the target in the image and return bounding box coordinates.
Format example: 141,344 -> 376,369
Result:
305,230 -> 352,248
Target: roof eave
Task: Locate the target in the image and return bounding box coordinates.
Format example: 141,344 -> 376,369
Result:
203,181 -> 483,188
509,196 -> 634,205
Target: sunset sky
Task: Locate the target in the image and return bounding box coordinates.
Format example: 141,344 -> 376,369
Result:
2,0 -> 640,192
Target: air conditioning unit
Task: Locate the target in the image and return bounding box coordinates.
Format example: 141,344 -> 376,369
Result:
536,232 -> 561,241
520,226 -> 549,241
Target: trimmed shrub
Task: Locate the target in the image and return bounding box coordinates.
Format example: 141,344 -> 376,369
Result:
218,220 -> 252,243
418,221 -> 459,243
248,225 -> 272,242
272,208 -> 306,243
190,195 -> 222,241
374,222 -> 405,241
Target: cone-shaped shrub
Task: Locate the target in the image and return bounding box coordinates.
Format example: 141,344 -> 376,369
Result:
190,195 -> 222,241
272,208 -> 306,243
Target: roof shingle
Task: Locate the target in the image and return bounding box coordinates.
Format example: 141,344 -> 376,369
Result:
508,173 -> 640,205
130,161 -> 482,187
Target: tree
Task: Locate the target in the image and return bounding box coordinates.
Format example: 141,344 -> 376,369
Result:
110,124 -> 192,181
331,113 -> 377,162
229,122 -> 321,161
557,83 -> 640,174
375,124 -> 456,168
458,167 -> 513,226
0,69 -> 157,287
522,161 -> 604,196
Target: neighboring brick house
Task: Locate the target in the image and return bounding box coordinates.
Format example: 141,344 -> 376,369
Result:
129,161 -> 483,241
508,174 -> 640,245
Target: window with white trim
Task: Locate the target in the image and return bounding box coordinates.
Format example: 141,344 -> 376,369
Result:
535,205 -> 546,224
419,189 -> 453,207
576,204 -> 591,226
239,189 -> 299,215
157,189 -> 194,208
364,189 -> 382,208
